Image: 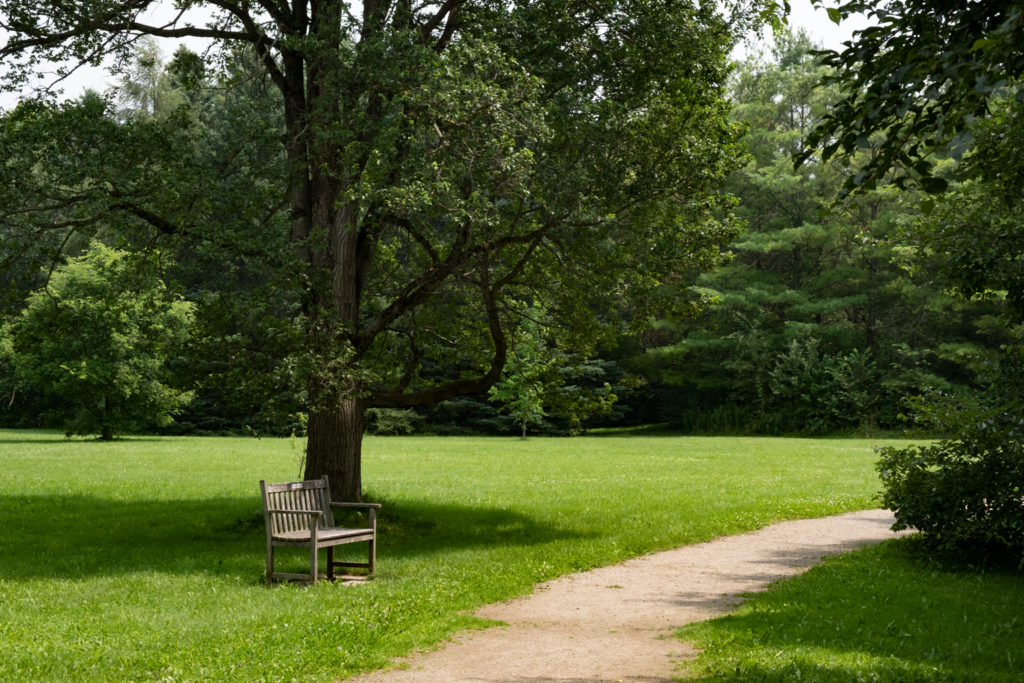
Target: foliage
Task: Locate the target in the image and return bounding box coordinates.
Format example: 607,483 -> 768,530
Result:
165,49 -> 306,437
806,0 -> 1024,194
621,32 -> 1003,435
487,305 -> 618,438
0,430 -> 902,681
878,337 -> 1024,564
765,340 -> 880,434
679,537 -> 1024,681
0,0 -> 761,499
365,408 -> 419,435
0,92 -> 206,303
911,93 -> 1024,318
815,2 -> 1024,560
0,49 -> 300,437
419,395 -> 504,435
488,323 -> 554,439
878,427 -> 1024,565
546,357 -> 620,434
807,3 -> 1024,316
111,37 -> 187,120
1,242 -> 194,438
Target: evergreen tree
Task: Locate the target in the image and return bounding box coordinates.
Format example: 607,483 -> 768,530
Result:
623,32 -> 1004,434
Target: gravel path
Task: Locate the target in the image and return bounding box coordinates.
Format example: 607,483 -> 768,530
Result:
352,509 -> 909,683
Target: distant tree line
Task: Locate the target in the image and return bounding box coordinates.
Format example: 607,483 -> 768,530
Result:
1,30 -> 1015,441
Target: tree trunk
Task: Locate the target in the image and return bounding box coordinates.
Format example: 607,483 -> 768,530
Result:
304,396 -> 365,501
100,395 -> 114,440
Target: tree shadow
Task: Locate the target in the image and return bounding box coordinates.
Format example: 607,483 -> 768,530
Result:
373,498 -> 589,559
0,493 -> 585,581
0,435 -> 171,444
679,538 -> 1024,681
586,424 -> 679,437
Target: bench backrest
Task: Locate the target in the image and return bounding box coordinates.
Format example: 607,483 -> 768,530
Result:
260,475 -> 336,534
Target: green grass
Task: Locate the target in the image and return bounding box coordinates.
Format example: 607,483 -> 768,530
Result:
1,430 -> 912,681
677,538 -> 1024,681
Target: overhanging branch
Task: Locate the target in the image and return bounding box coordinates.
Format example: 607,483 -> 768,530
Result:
367,265 -> 508,408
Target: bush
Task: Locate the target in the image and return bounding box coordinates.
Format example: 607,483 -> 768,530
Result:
766,340 -> 882,434
365,408 -> 419,435
878,415 -> 1024,565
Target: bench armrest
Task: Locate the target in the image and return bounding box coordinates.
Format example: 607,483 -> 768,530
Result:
330,502 -> 382,509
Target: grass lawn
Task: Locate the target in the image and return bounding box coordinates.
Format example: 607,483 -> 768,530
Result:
0,430 -> 924,681
677,538 -> 1024,681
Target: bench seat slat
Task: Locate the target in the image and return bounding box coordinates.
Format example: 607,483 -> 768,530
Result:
272,528 -> 375,543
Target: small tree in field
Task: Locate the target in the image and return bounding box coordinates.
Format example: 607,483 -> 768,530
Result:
488,312 -> 554,440
3,242 -> 194,439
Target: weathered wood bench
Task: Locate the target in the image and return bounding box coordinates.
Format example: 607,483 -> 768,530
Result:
259,475 -> 381,584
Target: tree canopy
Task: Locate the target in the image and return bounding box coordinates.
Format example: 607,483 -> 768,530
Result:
1,0 -> 762,498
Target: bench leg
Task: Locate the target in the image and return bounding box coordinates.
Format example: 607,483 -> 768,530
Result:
368,538 -> 376,573
327,547 -> 335,580
266,543 -> 274,586
310,543 -> 318,584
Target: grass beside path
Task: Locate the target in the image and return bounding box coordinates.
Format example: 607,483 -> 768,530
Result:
2,431 -> 905,681
677,538 -> 1024,681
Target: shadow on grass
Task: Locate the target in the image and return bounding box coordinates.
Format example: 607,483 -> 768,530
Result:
376,499 -> 591,558
688,655 -> 965,682
0,494 -> 584,581
586,423 -> 679,437
0,435 -> 171,445
679,537 -> 1024,681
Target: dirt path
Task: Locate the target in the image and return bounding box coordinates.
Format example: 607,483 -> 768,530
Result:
352,509 -> 909,683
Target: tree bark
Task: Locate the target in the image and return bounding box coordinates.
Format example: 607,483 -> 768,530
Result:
304,396 -> 365,501
298,0 -> 363,501
101,395 -> 114,440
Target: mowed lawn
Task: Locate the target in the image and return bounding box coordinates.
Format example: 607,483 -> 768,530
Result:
678,538 -> 1024,682
2,430 -> 910,681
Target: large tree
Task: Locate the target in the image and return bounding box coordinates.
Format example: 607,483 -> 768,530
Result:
1,1 -> 758,499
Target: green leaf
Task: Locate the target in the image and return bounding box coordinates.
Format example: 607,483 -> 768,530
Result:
919,176 -> 948,194
969,38 -> 995,52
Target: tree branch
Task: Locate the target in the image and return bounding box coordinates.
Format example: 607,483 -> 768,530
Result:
417,0 -> 463,41
202,1 -> 288,91
368,265 -> 508,408
355,219 -> 471,352
109,200 -> 181,235
383,214 -> 441,263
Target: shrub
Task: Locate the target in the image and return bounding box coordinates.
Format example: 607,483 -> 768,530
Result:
878,414 -> 1024,565
365,408 -> 419,435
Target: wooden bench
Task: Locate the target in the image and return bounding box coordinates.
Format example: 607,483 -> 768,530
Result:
259,475 -> 381,584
